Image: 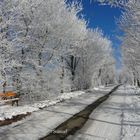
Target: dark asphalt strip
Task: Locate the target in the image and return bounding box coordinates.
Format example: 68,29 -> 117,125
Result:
40,85 -> 121,140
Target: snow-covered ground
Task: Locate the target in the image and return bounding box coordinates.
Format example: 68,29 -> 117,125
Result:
0,86 -> 113,121
67,85 -> 140,140
121,87 -> 140,140
0,87 -> 111,140
1,85 -> 140,140
0,91 -> 85,121
117,85 -> 140,94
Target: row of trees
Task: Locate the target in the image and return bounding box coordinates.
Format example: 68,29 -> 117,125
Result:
0,0 -> 116,102
118,0 -> 140,86
95,0 -> 140,86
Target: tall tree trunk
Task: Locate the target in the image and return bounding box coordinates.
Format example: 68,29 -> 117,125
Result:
37,51 -> 44,95
137,79 -> 140,88
13,67 -> 22,96
60,56 -> 64,93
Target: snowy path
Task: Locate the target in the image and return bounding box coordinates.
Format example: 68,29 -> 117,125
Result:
0,89 -> 110,140
67,87 -> 140,140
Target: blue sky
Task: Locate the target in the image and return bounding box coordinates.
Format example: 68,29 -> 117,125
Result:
67,0 -> 123,69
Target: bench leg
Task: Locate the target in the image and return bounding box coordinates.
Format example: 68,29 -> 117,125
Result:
11,97 -> 14,106
12,100 -> 18,106
16,100 -> 19,106
12,101 -> 14,106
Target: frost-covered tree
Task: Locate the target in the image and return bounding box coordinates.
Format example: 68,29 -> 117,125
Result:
0,0 -> 19,89
0,0 -> 116,102
84,29 -> 115,87
66,28 -> 116,89
92,0 -> 128,8
119,0 -> 140,86
93,0 -> 140,87
0,0 -> 88,98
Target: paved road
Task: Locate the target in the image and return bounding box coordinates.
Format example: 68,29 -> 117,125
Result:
0,89 -> 110,140
1,86 -> 139,140
67,87 -> 140,140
